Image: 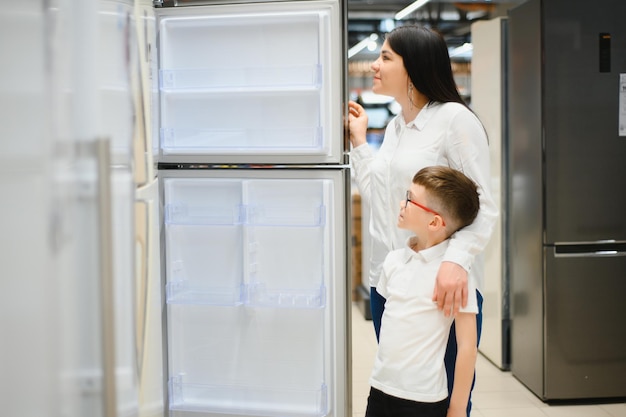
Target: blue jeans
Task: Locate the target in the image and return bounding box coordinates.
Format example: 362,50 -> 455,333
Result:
370,287 -> 386,342
370,287 -> 484,417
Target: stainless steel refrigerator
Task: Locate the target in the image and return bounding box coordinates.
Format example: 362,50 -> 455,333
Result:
508,0 -> 626,401
153,2 -> 351,417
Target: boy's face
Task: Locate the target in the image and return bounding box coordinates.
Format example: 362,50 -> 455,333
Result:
398,184 -> 444,235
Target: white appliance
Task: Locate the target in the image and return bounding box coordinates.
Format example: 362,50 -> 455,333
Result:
2,1 -> 140,416
0,1 -> 349,417
152,3 -> 349,416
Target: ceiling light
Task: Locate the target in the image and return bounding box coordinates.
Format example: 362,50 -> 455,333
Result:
395,0 -> 431,20
449,43 -> 473,58
348,33 -> 379,58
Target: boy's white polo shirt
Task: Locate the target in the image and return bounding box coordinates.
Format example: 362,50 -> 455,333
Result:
370,237 -> 478,403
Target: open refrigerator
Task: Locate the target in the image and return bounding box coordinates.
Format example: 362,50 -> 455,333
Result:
152,2 -> 350,416
0,1 -> 349,417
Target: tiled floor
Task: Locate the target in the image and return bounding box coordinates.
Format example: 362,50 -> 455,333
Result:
350,302 -> 626,417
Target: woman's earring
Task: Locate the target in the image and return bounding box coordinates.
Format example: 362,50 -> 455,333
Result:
408,83 -> 414,110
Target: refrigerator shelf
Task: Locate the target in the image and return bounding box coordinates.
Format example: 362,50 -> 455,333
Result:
159,65 -> 322,90
166,280 -> 245,306
160,126 -> 324,156
165,203 -> 326,227
165,203 -> 244,225
166,281 -> 326,309
168,376 -> 328,417
246,283 -> 326,309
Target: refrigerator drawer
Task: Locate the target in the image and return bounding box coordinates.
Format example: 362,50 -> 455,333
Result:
544,247 -> 626,399
167,304 -> 328,417
155,2 -> 343,164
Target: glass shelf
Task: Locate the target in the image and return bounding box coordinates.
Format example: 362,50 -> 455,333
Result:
165,203 -> 325,227
165,203 -> 244,225
247,283 -> 326,309
160,65 -> 321,90
166,280 -> 245,306
166,281 -> 325,309
160,126 -> 323,155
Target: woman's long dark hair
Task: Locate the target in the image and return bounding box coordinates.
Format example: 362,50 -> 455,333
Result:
386,25 -> 468,108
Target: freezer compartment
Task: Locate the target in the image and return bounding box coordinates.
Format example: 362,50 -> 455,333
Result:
163,177 -> 331,308
544,245 -> 626,399
167,304 -> 328,416
155,2 -> 343,163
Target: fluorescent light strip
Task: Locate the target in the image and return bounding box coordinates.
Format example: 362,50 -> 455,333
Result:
449,43 -> 473,57
395,0 -> 431,20
348,33 -> 378,59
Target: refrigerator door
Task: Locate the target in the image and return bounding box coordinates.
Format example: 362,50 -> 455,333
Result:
155,1 -> 344,165
545,245 -> 626,399
542,0 -> 626,244
0,3 -> 63,415
160,168 -> 349,417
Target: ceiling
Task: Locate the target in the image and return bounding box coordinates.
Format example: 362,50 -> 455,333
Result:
347,0 -> 525,55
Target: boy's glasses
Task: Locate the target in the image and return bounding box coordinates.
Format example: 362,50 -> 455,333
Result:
405,190 -> 446,226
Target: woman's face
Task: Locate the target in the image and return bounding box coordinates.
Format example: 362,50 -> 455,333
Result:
370,39 -> 409,99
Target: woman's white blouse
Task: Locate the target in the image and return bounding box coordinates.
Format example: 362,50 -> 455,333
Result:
350,101 -> 498,290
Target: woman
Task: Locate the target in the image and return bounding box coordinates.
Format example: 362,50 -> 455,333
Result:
348,25 -> 497,416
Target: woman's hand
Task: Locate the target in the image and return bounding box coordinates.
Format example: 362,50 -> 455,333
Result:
348,100 -> 368,148
432,261 -> 469,317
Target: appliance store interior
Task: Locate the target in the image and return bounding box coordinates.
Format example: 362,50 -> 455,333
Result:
348,1 -> 626,416
2,1 -> 625,417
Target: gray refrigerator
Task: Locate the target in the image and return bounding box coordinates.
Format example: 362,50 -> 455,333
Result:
508,0 -> 626,401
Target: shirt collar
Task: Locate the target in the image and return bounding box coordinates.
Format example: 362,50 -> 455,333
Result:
393,102 -> 438,136
401,236 -> 449,264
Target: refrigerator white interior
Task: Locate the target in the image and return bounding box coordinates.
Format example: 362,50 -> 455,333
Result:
162,171 -> 345,416
155,1 -> 342,163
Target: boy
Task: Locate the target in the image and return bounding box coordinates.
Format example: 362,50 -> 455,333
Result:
365,166 -> 480,417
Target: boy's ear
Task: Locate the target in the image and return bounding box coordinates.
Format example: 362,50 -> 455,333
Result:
428,215 -> 445,229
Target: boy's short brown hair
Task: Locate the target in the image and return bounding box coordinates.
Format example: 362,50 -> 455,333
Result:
412,166 -> 480,234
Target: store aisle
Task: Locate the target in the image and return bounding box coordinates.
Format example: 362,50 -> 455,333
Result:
350,303 -> 626,417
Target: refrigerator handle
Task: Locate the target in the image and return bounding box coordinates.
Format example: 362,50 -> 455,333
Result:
553,242 -> 626,258
97,137 -> 118,417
